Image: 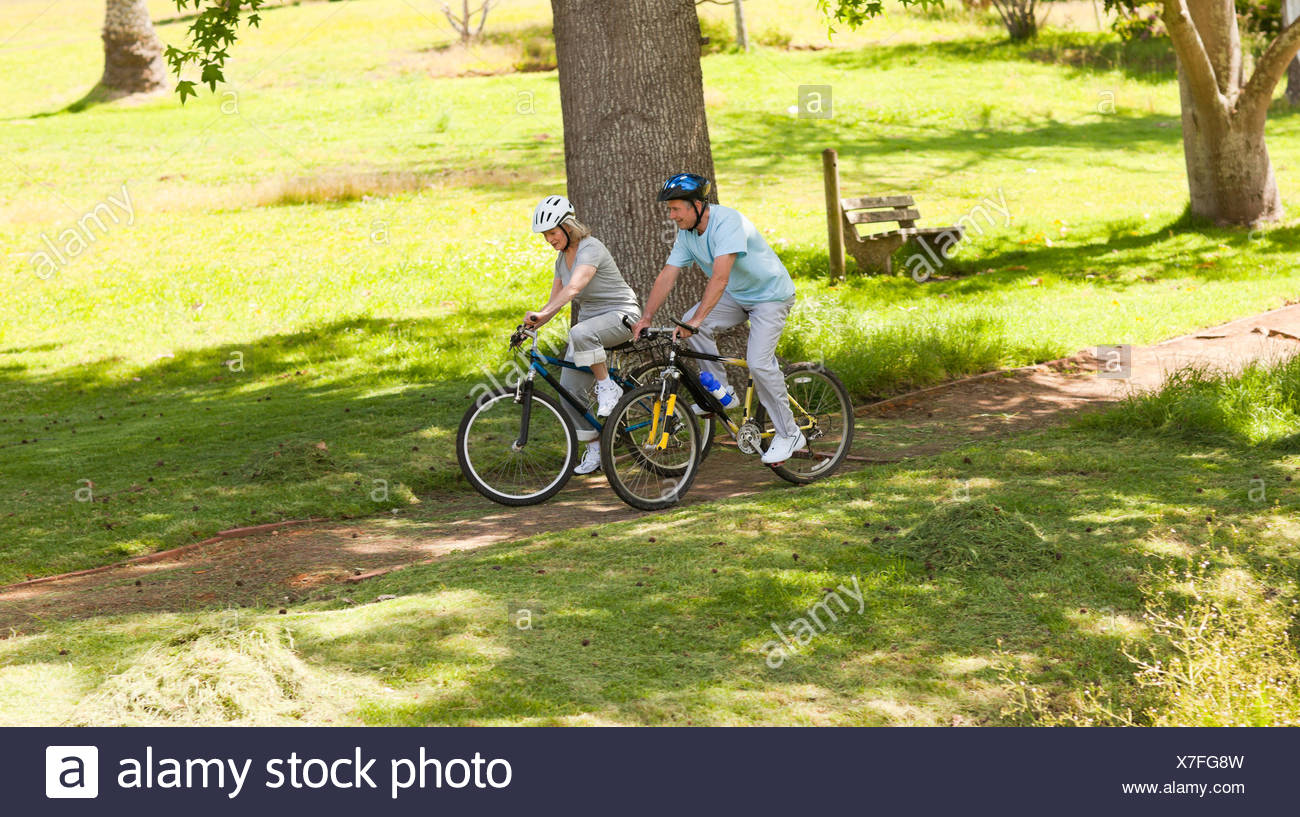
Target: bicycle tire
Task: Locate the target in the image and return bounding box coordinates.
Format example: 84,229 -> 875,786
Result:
765,363 -> 855,485
457,387 -> 577,505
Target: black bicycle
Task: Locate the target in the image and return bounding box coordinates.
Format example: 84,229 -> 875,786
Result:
600,319 -> 854,510
456,324 -> 712,505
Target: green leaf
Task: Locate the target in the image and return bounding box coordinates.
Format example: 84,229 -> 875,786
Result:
176,80 -> 197,104
200,64 -> 225,91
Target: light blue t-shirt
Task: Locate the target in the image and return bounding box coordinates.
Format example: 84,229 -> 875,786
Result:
666,204 -> 795,306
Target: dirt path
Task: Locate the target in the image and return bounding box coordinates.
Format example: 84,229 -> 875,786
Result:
3,304 -> 1298,633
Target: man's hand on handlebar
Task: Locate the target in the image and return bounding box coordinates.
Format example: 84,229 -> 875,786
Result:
523,311 -> 546,328
673,320 -> 700,341
622,315 -> 699,341
628,315 -> 652,340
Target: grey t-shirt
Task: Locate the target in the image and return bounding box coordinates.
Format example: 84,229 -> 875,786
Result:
555,237 -> 641,321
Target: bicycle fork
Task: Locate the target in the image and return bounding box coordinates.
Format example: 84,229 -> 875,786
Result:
512,370 -> 538,451
646,370 -> 680,450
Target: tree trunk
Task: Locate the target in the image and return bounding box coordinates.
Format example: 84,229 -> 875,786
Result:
1286,0 -> 1300,105
1166,0 -> 1284,224
551,0 -> 716,323
734,0 -> 748,51
100,0 -> 167,97
1177,82 -> 1282,223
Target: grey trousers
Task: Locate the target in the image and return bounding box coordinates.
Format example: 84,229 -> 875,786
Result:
683,291 -> 798,438
558,309 -> 637,442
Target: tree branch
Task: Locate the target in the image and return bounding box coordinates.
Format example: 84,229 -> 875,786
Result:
440,3 -> 465,36
1160,0 -> 1230,136
1238,17 -> 1300,128
989,0 -> 1013,31
473,0 -> 493,38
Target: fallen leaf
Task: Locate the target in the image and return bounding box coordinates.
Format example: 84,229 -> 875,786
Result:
1253,327 -> 1300,341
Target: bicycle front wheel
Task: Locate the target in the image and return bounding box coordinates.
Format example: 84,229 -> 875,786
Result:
766,363 -> 855,485
628,361 -> 716,461
457,387 -> 577,505
600,383 -> 701,511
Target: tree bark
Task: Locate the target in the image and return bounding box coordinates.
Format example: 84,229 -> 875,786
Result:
100,0 -> 167,97
551,0 -> 716,323
1286,0 -> 1300,105
1163,0 -> 1288,224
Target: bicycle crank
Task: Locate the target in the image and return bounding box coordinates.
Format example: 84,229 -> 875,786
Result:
736,422 -> 763,455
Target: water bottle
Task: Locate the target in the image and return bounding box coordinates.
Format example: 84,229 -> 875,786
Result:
699,371 -> 736,408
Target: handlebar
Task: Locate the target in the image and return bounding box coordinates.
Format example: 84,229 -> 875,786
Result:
621,314 -> 698,340
509,324 -> 537,349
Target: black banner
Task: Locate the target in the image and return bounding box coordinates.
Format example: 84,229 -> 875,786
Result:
3,727 -> 1290,814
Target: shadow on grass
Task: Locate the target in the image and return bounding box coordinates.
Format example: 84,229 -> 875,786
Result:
0,307 -> 523,581
280,433 -> 1297,725
819,32 -> 1179,85
2,369 -> 1295,725
713,106 -> 1183,179
778,212 -> 1293,296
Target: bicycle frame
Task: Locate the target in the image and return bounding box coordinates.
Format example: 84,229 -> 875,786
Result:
649,339 -> 820,445
510,328 -> 641,447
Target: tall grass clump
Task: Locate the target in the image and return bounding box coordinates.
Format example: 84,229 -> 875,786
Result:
1076,355 -> 1300,448
67,624 -> 358,726
781,299 -> 1014,398
1002,562 -> 1300,726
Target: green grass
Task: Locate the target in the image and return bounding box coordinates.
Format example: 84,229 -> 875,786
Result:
4,357 -> 1298,724
1077,356 -> 1300,449
2,1 -> 1300,581
1,1 -> 1300,727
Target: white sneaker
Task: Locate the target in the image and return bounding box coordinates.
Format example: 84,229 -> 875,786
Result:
595,379 -> 623,416
574,442 -> 602,475
761,431 -> 807,465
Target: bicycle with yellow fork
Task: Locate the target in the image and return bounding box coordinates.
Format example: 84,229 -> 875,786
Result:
600,318 -> 854,510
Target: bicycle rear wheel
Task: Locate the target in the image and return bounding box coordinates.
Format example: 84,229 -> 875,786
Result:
765,363 -> 854,485
457,387 -> 577,505
600,383 -> 701,510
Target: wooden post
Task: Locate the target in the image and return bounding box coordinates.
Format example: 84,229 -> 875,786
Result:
823,148 -> 845,283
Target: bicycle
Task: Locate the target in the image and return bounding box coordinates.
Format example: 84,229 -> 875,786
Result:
456,323 -> 713,506
600,319 -> 854,511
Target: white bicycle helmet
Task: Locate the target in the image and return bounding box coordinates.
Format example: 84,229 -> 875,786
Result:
532,195 -> 574,233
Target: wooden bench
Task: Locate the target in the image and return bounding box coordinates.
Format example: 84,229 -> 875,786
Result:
840,195 -> 965,279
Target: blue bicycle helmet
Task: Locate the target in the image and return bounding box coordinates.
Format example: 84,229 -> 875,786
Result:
657,173 -> 712,202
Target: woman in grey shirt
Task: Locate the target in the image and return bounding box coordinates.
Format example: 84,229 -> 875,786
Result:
525,195 -> 641,475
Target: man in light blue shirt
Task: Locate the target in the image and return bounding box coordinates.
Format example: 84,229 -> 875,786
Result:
630,173 -> 805,465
